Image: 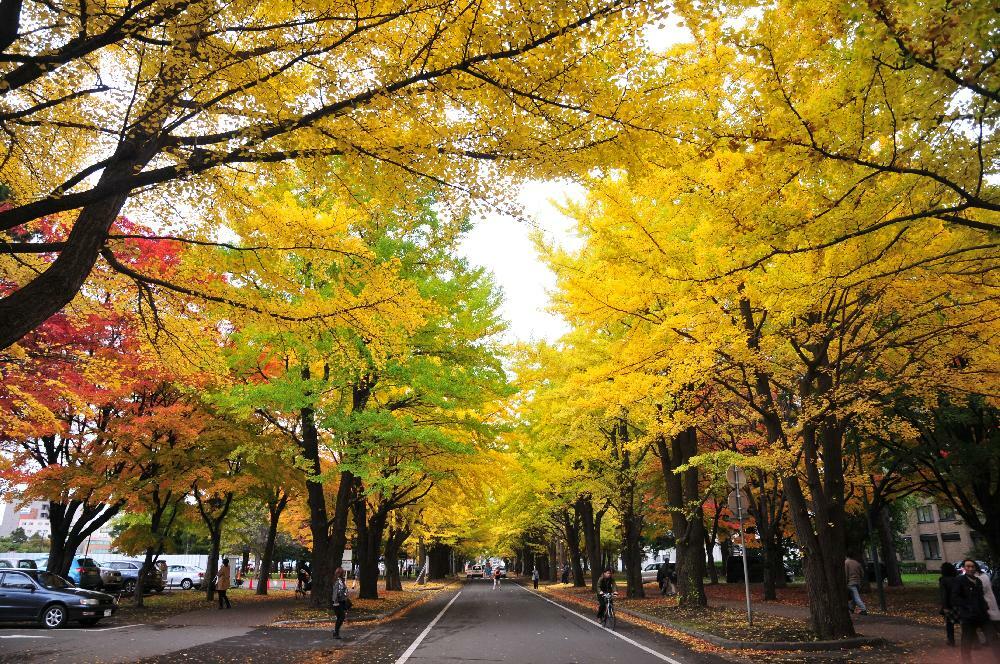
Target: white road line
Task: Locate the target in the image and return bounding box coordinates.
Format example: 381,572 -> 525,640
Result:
0,635 -> 53,639
394,590 -> 462,664
61,624 -> 144,632
516,584 -> 686,664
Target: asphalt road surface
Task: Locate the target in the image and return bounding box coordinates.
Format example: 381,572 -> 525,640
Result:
0,582 -> 730,664
358,579 -> 729,664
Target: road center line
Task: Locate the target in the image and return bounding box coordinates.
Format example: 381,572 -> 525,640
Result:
515,584 -> 685,664
394,589 -> 462,664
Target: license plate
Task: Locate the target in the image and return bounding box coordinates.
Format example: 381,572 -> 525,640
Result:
103,610 -> 112,617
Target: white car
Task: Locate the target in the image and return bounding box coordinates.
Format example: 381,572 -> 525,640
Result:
166,564 -> 205,590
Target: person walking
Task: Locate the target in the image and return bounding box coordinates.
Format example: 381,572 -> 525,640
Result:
974,564 -> 1000,644
332,567 -> 350,640
216,559 -> 232,609
532,567 -> 540,589
939,562 -> 959,646
493,565 -> 502,590
952,559 -> 1000,662
845,553 -> 867,615
656,562 -> 673,596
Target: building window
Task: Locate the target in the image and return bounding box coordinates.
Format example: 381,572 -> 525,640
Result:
916,505 -> 935,523
938,506 -> 956,522
920,534 -> 941,560
941,532 -> 961,543
898,536 -> 915,561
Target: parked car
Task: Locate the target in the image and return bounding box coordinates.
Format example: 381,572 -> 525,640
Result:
102,560 -> 165,594
465,564 -> 484,580
0,569 -> 117,628
0,557 -> 39,570
166,564 -> 205,590
97,566 -> 123,593
65,557 -> 103,590
641,562 -> 674,584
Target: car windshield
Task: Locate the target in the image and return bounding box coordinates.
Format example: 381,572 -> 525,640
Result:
36,572 -> 73,589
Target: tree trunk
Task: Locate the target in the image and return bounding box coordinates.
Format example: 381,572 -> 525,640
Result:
428,543 -> 451,579
875,505 -> 903,587
300,396 -> 333,608
384,526 -> 408,592
256,491 -> 287,595
197,493 -> 232,602
0,140 -> 158,350
546,538 -> 557,581
705,505 -> 721,585
621,510 -> 645,597
329,469 -> 355,569
761,536 -> 784,600
353,489 -> 388,600
784,474 -> 856,639
46,499 -> 121,576
564,508 -> 586,587
204,531 -> 221,602
656,422 -> 706,607
578,496 -> 604,591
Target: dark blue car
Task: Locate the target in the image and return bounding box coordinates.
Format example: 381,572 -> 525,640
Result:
0,569 -> 117,628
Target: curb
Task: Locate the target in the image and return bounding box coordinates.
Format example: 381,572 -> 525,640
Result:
540,586 -> 886,653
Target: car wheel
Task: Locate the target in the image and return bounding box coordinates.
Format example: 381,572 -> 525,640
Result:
41,604 -> 68,629
123,579 -> 136,594
180,579 -> 193,590
79,618 -> 101,627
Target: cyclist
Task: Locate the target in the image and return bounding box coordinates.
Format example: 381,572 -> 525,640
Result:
597,568 -> 617,621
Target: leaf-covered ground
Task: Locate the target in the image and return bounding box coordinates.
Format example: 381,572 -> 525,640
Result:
543,582 -> 816,642
274,581 -> 452,627
703,580 -> 941,626
115,587 -> 292,622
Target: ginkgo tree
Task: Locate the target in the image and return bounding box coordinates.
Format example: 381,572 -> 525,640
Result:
0,0 -> 666,349
533,129 -> 997,636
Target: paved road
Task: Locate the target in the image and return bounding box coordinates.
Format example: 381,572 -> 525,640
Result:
0,582 -> 730,664
338,580 -> 728,664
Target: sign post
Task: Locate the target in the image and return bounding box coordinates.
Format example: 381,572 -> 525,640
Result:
727,465 -> 753,627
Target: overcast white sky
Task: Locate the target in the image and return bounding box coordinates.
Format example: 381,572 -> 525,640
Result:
457,181 -> 586,343
457,21 -> 691,344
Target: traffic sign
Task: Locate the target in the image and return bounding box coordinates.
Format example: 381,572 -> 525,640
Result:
727,489 -> 750,518
726,465 -> 747,488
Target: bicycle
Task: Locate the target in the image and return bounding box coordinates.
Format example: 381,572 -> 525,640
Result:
598,591 -> 617,629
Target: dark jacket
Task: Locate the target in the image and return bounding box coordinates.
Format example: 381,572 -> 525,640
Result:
951,573 -> 989,623
598,576 -> 616,594
939,575 -> 957,615
656,564 -> 667,584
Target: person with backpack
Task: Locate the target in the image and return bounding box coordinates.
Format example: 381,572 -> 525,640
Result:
216,559 -> 232,609
332,567 -> 351,639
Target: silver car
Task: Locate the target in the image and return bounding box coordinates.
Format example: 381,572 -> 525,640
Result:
166,564 -> 205,590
